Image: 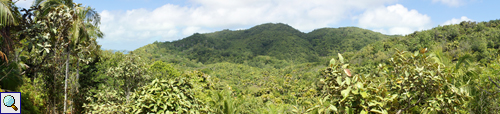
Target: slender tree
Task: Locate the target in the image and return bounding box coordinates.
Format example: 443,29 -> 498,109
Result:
33,0 -> 102,113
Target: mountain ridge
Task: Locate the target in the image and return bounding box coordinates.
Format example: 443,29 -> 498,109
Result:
134,23 -> 398,65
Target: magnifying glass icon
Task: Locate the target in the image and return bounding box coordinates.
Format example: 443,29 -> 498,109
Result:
3,95 -> 18,111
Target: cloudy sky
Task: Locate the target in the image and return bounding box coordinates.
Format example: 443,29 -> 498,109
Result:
15,0 -> 500,51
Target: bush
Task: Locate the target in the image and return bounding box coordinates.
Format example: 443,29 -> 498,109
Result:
129,72 -> 211,113
314,50 -> 470,113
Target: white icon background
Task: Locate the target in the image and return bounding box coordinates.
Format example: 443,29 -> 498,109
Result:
1,92 -> 21,113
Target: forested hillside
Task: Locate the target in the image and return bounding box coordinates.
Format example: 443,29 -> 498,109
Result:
344,20 -> 499,65
1,1 -> 500,113
134,23 -> 394,66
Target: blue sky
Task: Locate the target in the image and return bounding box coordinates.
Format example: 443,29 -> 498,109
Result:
15,0 -> 500,51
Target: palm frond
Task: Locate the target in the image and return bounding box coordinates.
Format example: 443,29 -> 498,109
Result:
455,54 -> 473,72
35,0 -> 67,16
0,51 -> 7,63
33,0 -> 45,7
84,22 -> 103,38
0,0 -> 17,26
63,0 -> 73,8
84,6 -> 100,26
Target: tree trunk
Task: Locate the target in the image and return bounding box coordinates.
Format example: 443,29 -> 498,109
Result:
0,27 -> 13,57
53,63 -> 57,114
64,49 -> 69,113
72,60 -> 80,113
34,73 -> 37,106
76,61 -> 80,91
126,83 -> 130,103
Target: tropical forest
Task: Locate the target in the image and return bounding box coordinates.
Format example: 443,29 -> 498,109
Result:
1,0 -> 500,114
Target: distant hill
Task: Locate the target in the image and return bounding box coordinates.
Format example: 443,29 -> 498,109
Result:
133,23 -> 396,65
109,49 -> 130,54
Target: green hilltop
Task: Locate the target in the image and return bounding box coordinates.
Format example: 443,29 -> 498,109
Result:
134,23 -> 396,66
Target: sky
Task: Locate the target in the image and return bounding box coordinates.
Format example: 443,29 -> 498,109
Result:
14,0 -> 500,51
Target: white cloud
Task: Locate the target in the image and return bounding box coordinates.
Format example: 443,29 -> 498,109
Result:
14,0 -> 34,9
98,0 -> 399,50
432,0 -> 464,7
442,16 -> 473,25
357,4 -> 432,35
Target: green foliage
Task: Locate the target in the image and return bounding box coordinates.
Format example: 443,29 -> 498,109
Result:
307,27 -> 396,56
20,92 -> 42,114
317,53 -> 394,113
19,77 -> 44,114
349,20 -> 500,67
387,50 -> 469,113
83,51 -> 149,113
129,77 -> 210,113
105,52 -> 149,105
244,55 -> 291,69
468,56 -> 500,113
0,61 -> 22,91
83,85 -> 129,113
0,0 -> 104,113
150,60 -> 180,79
262,102 -> 291,114
317,52 -> 470,113
207,89 -> 241,114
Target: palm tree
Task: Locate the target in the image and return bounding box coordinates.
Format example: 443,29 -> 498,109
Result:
0,1 -> 24,94
0,0 -> 19,62
65,5 -> 103,113
69,5 -> 103,105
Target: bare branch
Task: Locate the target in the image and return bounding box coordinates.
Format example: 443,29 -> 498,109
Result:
489,76 -> 500,89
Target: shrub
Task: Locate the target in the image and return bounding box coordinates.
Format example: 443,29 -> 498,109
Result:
315,50 -> 470,113
129,78 -> 210,113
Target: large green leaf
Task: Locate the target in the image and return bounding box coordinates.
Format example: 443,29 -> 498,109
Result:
338,53 -> 345,63
328,105 -> 338,112
330,58 -> 336,67
341,86 -> 351,101
360,91 -> 368,98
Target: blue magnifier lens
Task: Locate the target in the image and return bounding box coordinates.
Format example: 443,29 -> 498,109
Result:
3,95 -> 14,106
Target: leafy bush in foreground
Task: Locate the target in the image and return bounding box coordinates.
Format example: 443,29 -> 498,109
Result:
314,50 -> 470,114
129,78 -> 210,113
